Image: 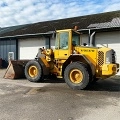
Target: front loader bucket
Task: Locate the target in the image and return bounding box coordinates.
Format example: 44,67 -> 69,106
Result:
4,60 -> 30,79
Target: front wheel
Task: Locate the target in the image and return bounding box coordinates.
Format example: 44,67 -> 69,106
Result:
64,62 -> 90,90
25,60 -> 43,82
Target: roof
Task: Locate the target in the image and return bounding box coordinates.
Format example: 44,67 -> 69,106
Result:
0,10 -> 120,38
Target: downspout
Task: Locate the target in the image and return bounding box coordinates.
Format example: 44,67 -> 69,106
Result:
90,31 -> 96,46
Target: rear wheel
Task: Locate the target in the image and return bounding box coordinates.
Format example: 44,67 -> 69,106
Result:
64,62 -> 90,90
25,60 -> 43,82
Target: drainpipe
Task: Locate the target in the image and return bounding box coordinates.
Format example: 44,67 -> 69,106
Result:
90,31 -> 96,46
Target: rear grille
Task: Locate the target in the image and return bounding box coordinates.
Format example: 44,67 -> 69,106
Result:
98,51 -> 104,66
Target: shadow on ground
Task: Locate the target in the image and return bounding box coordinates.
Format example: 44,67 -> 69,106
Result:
86,77 -> 120,92
43,77 -> 65,83
1,68 -> 120,92
39,76 -> 120,92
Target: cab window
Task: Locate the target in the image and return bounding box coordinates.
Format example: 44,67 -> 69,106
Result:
55,32 -> 69,49
55,33 -> 59,49
59,32 -> 69,49
72,32 -> 80,46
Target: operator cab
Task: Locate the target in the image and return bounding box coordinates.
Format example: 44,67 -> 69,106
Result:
54,29 -> 80,59
55,29 -> 80,49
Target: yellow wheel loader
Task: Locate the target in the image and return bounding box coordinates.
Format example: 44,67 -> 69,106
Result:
23,29 -> 119,90
4,28 -> 119,90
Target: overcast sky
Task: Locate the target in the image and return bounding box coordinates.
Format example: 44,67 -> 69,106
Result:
0,0 -> 120,27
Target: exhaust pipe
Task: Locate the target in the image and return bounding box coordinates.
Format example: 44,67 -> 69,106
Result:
90,31 -> 96,46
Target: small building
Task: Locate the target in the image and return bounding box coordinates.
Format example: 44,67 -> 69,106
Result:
0,10 -> 120,74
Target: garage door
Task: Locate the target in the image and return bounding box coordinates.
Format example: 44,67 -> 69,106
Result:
18,38 -> 45,59
95,31 -> 120,75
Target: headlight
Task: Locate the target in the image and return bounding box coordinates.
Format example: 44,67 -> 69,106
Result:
106,57 -> 111,64
106,50 -> 112,64
106,49 -> 116,64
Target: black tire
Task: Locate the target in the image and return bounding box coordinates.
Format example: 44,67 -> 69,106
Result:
25,60 -> 43,82
64,62 -> 89,90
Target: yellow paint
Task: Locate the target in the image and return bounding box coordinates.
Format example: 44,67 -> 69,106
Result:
54,29 -> 73,59
102,64 -> 118,76
74,46 -> 97,67
28,65 -> 38,78
70,69 -> 83,84
102,64 -> 108,71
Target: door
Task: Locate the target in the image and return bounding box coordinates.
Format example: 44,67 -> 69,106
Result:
58,32 -> 71,59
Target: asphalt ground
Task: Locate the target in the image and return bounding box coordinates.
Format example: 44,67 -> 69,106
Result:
0,69 -> 120,120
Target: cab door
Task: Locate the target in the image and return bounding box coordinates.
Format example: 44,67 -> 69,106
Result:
55,31 -> 72,60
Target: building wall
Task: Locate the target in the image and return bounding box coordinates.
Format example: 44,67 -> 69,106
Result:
95,31 -> 120,45
0,38 -> 17,67
50,37 -> 56,49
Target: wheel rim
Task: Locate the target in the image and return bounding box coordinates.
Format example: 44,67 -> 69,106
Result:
28,65 -> 38,78
70,69 -> 83,84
